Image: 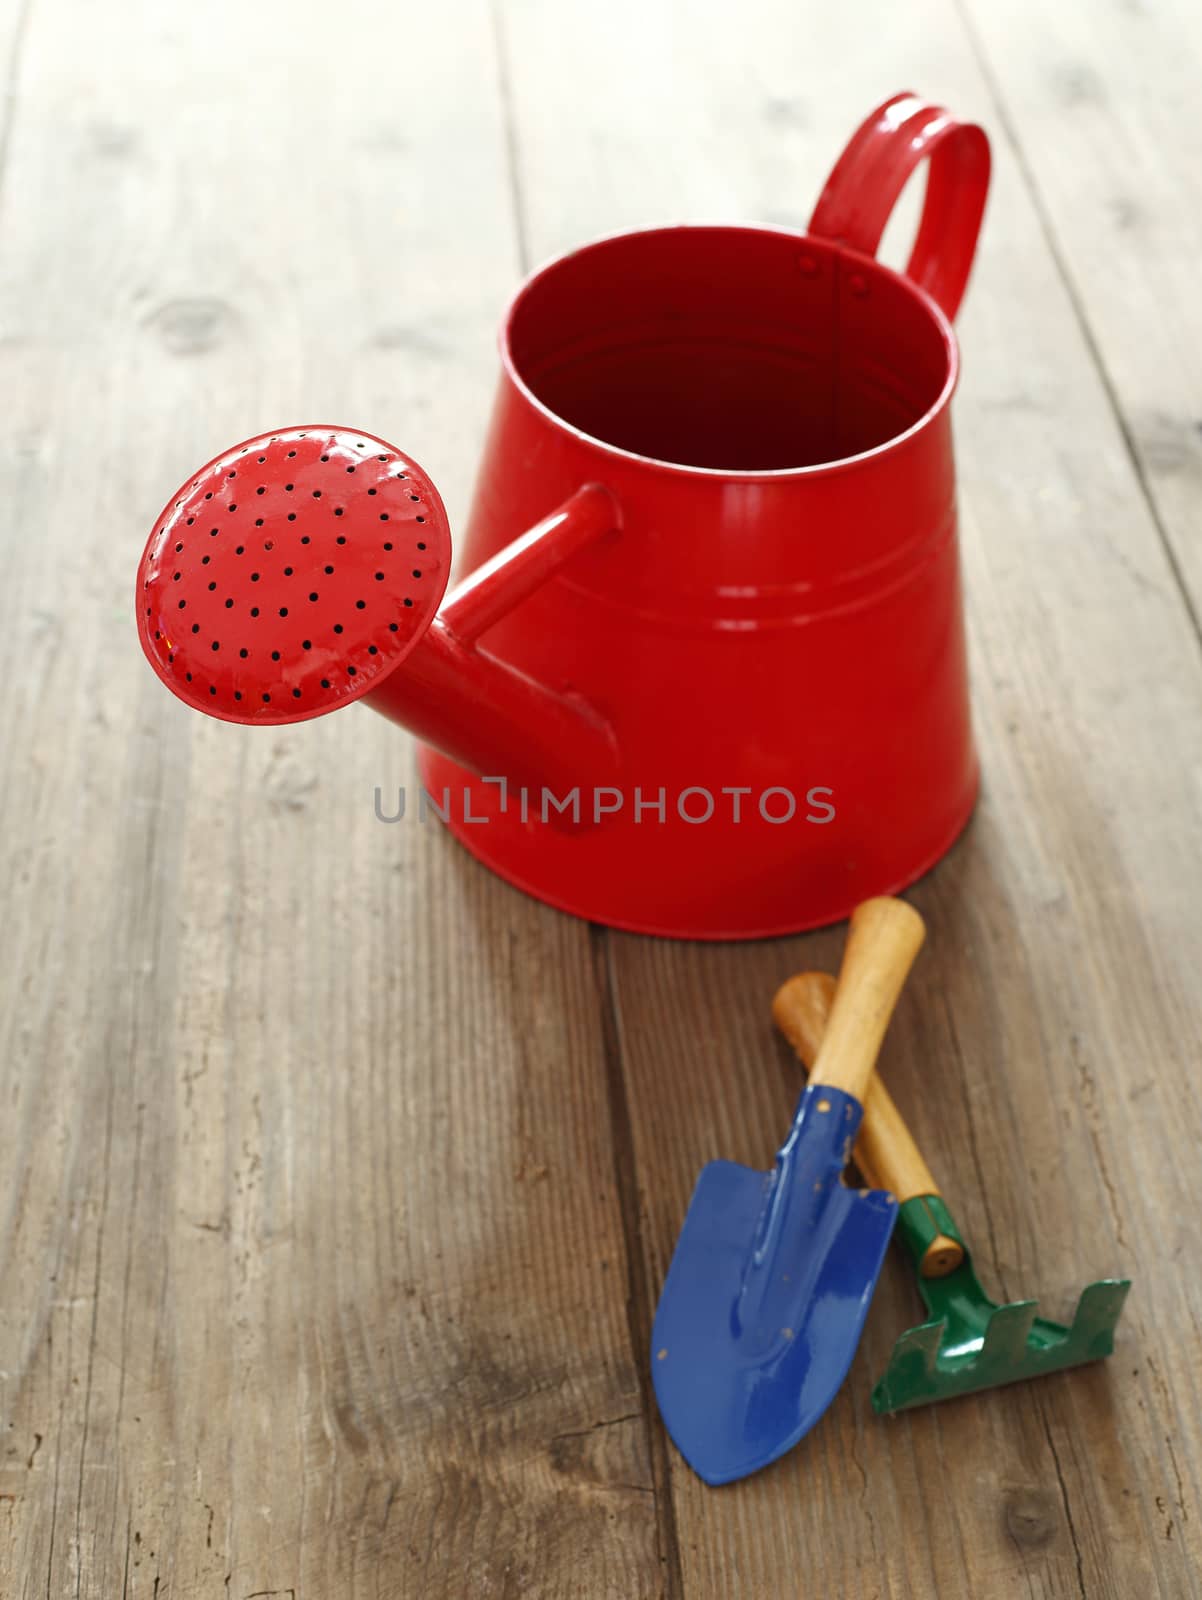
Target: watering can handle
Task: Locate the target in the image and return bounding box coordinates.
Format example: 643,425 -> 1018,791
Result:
439,483 -> 620,643
773,970 -> 965,1277
802,897 -> 925,1103
808,91 -> 991,321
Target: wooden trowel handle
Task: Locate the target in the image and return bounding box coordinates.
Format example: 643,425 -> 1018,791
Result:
804,897 -> 925,1103
773,969 -> 965,1277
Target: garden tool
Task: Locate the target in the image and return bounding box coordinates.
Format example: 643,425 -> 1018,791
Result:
773,972 -> 1131,1415
135,94 -> 992,940
652,896 -> 925,1484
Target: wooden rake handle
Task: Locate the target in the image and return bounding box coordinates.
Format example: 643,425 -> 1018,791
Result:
804,897 -> 926,1103
773,968 -> 964,1277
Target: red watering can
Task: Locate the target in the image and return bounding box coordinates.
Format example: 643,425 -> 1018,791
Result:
137,92 -> 990,939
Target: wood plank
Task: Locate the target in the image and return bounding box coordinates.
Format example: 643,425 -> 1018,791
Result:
0,0 -> 31,188
0,1 -> 660,1595
498,0 -> 1202,1594
956,0 -> 1202,617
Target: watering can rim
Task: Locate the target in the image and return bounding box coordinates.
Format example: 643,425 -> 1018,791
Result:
495,218 -> 962,487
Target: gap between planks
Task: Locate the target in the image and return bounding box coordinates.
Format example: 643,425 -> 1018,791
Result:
591,927 -> 685,1600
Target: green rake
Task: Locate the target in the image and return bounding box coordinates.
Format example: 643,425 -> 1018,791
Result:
773,972 -> 1131,1415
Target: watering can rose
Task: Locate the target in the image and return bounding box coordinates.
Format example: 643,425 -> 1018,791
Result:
373,783 -> 837,826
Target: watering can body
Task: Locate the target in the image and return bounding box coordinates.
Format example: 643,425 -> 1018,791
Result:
136,94 -> 989,940
423,351 -> 975,936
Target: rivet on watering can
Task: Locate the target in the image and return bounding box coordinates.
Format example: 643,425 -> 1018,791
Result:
848,272 -> 869,297
797,253 -> 819,277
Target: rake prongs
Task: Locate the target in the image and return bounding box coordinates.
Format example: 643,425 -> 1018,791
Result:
872,1321 -> 943,1413
977,1299 -> 1040,1366
1066,1279 -> 1132,1360
872,1280 -> 1135,1413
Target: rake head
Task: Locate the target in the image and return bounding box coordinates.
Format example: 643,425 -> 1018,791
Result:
873,1230 -> 1131,1414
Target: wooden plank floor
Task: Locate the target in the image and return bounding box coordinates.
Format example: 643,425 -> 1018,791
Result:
0,1 -> 1199,1595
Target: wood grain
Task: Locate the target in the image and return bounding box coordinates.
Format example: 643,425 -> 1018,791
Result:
0,1 -> 659,1595
498,0 -> 1202,1594
956,0 -> 1202,617
1,0 -> 1201,1595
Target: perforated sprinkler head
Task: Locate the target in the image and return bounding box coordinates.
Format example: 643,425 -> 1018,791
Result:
136,426 -> 450,724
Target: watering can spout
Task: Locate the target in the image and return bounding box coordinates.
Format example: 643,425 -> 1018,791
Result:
136,426 -> 623,796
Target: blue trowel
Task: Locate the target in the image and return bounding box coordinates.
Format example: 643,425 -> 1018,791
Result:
651,896 -> 925,1484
